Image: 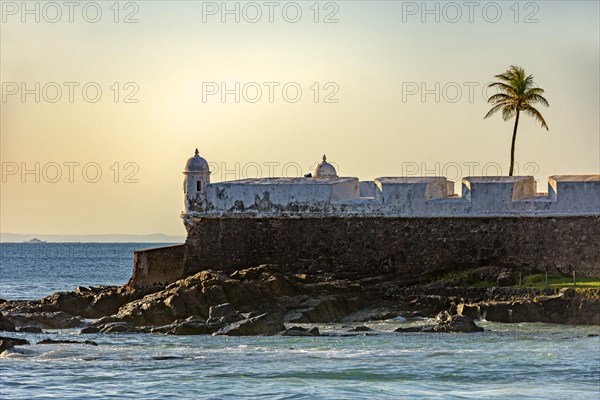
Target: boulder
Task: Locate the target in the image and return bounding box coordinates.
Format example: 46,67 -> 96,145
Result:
496,272 -> 516,287
0,339 -> 14,354
80,326 -> 100,334
394,326 -> 426,333
340,307 -> 404,323
99,322 -> 141,334
0,313 -> 16,332
456,303 -> 481,320
433,312 -> 484,333
282,326 -> 320,336
167,316 -> 207,335
349,325 -> 372,332
18,326 -> 43,333
284,296 -> 351,323
408,295 -> 453,316
208,303 -> 242,322
0,336 -> 30,354
4,311 -> 82,329
216,313 -> 285,336
37,338 -> 98,346
0,336 -> 30,346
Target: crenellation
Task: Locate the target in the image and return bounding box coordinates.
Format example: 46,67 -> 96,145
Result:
182,150 -> 600,217
548,175 -> 600,213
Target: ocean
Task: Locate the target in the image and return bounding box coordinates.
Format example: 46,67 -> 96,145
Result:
1,243 -> 599,399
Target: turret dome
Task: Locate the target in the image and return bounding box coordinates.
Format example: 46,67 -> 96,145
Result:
184,148 -> 209,173
313,155 -> 337,178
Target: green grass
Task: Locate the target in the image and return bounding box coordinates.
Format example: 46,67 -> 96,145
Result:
468,280 -> 497,288
432,269 -> 600,289
520,274 -> 600,289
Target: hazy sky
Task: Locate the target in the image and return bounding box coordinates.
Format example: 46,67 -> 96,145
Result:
1,0 -> 599,237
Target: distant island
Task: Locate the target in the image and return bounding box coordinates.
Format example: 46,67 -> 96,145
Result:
25,238 -> 47,243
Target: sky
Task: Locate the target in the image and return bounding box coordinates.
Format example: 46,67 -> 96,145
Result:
1,0 -> 599,238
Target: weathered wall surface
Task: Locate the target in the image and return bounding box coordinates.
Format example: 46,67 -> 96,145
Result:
181,216 -> 600,280
187,175 -> 600,216
128,244 -> 185,289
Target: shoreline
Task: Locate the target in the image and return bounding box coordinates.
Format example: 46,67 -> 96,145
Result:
1,264 -> 598,347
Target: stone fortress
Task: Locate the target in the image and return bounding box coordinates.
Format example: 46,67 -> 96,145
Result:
183,149 -> 600,217
128,149 -> 600,289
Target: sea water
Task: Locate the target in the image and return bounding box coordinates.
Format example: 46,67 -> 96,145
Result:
1,243 -> 599,399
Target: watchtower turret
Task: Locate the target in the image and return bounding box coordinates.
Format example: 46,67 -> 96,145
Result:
183,148 -> 210,213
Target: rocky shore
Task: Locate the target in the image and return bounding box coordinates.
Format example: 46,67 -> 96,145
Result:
1,264 -> 598,352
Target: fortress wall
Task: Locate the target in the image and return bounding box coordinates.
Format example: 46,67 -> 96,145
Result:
331,179 -> 360,202
359,181 -> 375,197
178,215 -> 600,283
549,175 -> 600,212
205,178 -> 359,213
192,176 -> 599,216
462,177 -> 536,213
128,244 -> 185,289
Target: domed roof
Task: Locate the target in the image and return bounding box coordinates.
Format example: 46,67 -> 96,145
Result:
313,155 -> 337,178
184,148 -> 209,173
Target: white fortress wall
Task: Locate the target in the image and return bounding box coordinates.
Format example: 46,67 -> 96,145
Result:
461,176 -> 537,214
359,181 -> 376,198
206,177 -> 358,212
548,175 -> 600,212
192,175 -> 600,216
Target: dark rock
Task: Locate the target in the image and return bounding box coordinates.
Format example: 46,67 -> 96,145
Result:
407,295 -> 452,317
18,326 -> 43,333
0,336 -> 30,354
285,296 -> 352,323
433,312 -> 484,333
4,311 -> 83,329
216,313 -> 285,336
206,303 -> 243,331
167,316 -> 207,335
150,325 -> 173,334
341,307 -> 404,323
559,287 -> 576,299
37,338 -> 98,346
230,265 -> 270,281
456,303 -> 481,320
0,336 -> 30,346
282,326 -> 320,336
1,336 -> 31,354
350,326 -> 372,332
0,339 -> 14,354
496,271 -> 516,287
99,322 -> 140,334
0,313 -> 16,332
394,326 -> 427,333
80,326 -> 100,334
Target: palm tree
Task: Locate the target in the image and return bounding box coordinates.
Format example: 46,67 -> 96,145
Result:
484,65 -> 549,176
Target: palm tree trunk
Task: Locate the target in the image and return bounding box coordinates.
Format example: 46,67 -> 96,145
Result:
509,110 -> 520,176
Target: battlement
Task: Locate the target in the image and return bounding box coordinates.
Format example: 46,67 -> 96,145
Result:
183,174 -> 599,217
